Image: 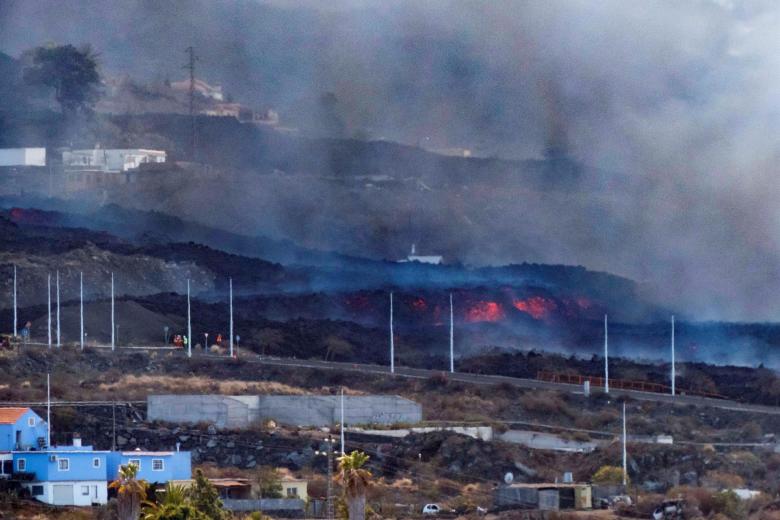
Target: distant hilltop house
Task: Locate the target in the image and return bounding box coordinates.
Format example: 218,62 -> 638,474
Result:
0,407 -> 191,507
171,78 -> 224,101
0,148 -> 47,168
62,146 -> 166,173
399,244 -> 443,265
201,103 -> 280,126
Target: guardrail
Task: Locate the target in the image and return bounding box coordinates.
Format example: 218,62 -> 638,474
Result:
536,371 -> 726,400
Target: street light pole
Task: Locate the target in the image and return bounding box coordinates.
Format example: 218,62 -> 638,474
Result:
187,279 -> 192,358
316,436 -> 335,520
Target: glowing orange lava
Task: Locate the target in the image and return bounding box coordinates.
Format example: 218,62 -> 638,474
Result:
465,301 -> 505,322
411,297 -> 428,311
512,296 -> 557,319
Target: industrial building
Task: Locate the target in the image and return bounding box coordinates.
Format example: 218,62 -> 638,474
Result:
0,148 -> 47,168
495,483 -> 593,511
62,147 -> 166,173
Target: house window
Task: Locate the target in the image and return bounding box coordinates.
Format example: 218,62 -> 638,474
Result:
31,485 -> 43,496
286,487 -> 298,498
27,417 -> 35,427
128,459 -> 141,470
81,485 -> 90,496
58,458 -> 69,471
152,459 -> 164,471
17,459 -> 26,471
93,458 -> 101,468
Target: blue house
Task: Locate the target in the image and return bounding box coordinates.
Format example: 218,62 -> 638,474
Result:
0,407 -> 48,481
0,407 -> 48,451
107,450 -> 191,484
0,407 -> 191,506
12,449 -> 109,505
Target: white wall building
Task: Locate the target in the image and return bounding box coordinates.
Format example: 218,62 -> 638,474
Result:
20,480 -> 108,506
399,244 -> 443,265
62,148 -> 166,172
0,148 -> 46,167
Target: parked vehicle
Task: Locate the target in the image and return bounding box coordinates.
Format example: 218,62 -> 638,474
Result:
422,504 -> 441,515
653,499 -> 684,520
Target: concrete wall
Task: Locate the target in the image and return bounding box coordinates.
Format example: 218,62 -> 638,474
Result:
498,430 -> 601,452
148,395 -> 251,429
349,426 -> 492,441
223,498 -> 305,512
148,395 -> 422,428
255,395 -> 422,427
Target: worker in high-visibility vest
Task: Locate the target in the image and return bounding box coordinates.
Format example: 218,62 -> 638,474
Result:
183,335 -> 189,349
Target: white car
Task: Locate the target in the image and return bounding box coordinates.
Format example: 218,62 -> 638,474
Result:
422,504 -> 441,515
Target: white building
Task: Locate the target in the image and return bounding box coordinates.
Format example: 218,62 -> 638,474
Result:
0,148 -> 46,167
62,147 -> 166,172
399,244 -> 443,265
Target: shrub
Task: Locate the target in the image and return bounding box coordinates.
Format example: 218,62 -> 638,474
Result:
592,465 -> 626,485
711,490 -> 745,520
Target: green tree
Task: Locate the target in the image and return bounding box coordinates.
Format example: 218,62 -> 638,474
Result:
337,451 -> 372,520
22,44 -> 100,112
324,336 -> 354,361
592,465 -> 627,485
254,466 -> 283,498
186,469 -> 228,520
109,463 -> 147,520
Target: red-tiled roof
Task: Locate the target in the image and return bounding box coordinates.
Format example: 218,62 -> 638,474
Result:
0,408 -> 29,424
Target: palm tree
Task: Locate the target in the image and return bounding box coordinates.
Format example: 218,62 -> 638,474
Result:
337,451 -> 372,520
109,462 -> 147,520
142,482 -> 212,520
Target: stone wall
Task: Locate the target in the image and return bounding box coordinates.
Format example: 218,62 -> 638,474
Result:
148,394 -> 422,428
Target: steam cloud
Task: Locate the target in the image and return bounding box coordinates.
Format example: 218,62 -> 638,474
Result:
1,0 -> 779,320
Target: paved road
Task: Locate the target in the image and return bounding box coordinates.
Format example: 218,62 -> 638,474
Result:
243,355 -> 780,415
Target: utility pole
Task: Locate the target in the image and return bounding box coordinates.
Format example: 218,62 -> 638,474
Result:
316,436 -> 335,520
229,277 -> 234,358
671,315 -> 676,396
12,265 -> 17,337
112,401 -> 116,451
187,279 -> 192,358
389,292 -> 395,373
340,388 -> 345,455
46,373 -> 51,447
184,46 -> 198,161
79,272 -> 84,350
604,314 -> 609,394
449,292 -> 454,373
622,401 -> 627,486
56,271 -> 60,347
47,274 -> 52,349
111,272 -> 115,351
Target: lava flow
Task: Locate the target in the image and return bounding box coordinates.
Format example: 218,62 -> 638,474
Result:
465,301 -> 505,322
512,296 -> 557,320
